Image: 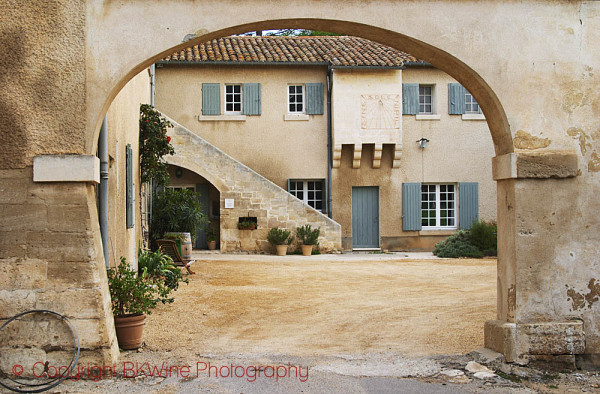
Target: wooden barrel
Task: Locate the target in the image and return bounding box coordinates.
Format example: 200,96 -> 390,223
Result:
179,232 -> 193,260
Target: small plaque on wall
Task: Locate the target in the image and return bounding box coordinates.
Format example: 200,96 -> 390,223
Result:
224,199 -> 234,209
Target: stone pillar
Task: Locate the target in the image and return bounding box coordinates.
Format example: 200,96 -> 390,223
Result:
0,164 -> 119,376
485,151 -> 586,367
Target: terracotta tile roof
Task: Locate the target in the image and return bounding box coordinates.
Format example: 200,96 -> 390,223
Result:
161,36 -> 420,67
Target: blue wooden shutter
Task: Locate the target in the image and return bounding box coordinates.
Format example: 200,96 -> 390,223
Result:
242,83 -> 261,115
126,144 -> 134,229
459,182 -> 479,229
448,83 -> 466,114
306,83 -> 324,115
402,83 -> 419,115
402,183 -> 422,231
202,83 -> 220,115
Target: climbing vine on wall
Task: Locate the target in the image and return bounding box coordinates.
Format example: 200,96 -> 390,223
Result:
139,104 -> 175,185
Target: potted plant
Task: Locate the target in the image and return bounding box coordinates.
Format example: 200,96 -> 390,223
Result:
206,227 -> 217,250
237,220 -> 257,230
109,248 -> 187,350
296,224 -> 321,256
267,228 -> 293,256
108,257 -> 162,350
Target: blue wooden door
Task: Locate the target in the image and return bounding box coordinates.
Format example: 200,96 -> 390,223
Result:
352,187 -> 380,248
195,183 -> 210,249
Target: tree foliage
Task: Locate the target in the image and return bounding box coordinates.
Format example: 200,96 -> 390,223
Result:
150,188 -> 209,246
139,104 -> 175,185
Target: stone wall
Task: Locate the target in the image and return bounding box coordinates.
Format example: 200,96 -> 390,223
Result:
0,168 -> 118,375
164,114 -> 342,253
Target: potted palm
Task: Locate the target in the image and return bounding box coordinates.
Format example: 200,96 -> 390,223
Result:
267,228 -> 293,256
296,224 -> 321,256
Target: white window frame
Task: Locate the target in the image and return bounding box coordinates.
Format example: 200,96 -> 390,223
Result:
289,179 -> 324,212
418,85 -> 435,115
287,84 -> 305,114
167,184 -> 195,192
465,91 -> 482,114
224,84 -> 242,115
421,183 -> 458,230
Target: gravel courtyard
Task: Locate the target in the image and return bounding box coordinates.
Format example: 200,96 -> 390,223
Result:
140,253 -> 497,359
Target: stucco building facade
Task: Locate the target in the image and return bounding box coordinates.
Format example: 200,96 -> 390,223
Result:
155,36 -> 496,251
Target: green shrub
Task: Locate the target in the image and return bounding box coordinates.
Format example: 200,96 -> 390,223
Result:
150,188 -> 209,246
296,224 -> 320,245
468,220 -> 497,256
138,245 -> 187,294
108,257 -> 162,317
267,228 -> 293,245
433,230 -> 484,258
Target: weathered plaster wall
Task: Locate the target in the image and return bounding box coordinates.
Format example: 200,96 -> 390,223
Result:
155,64 -> 328,189
0,0 -> 87,169
105,70 -> 150,269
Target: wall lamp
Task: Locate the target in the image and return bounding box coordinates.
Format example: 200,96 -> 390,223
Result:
417,138 -> 430,149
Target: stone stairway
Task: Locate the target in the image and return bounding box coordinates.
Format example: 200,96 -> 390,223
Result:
163,113 -> 342,252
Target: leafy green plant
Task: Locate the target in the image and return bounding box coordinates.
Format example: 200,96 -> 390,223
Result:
139,104 -> 175,186
296,224 -> 320,245
150,188 -> 209,246
433,230 -> 484,258
163,232 -> 186,242
108,257 -> 163,317
267,228 -> 293,245
468,220 -> 497,256
138,246 -> 187,295
206,227 -> 217,242
238,220 -> 257,230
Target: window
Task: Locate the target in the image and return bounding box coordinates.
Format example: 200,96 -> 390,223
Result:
288,179 -> 324,211
167,185 -> 195,191
418,85 -> 433,114
288,85 -> 304,113
421,184 -> 456,229
225,84 -> 242,114
465,91 -> 481,114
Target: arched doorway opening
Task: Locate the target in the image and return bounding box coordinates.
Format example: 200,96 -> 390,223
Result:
92,19 -> 515,361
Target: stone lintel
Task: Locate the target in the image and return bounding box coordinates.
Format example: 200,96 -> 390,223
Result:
492,151 -> 578,180
33,155 -> 100,184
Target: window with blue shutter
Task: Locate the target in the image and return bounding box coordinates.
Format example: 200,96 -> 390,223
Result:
126,144 -> 134,229
402,83 -> 419,115
306,83 -> 324,115
202,83 -> 220,115
448,83 -> 466,115
242,83 -> 261,115
402,182 -> 422,231
459,182 -> 479,229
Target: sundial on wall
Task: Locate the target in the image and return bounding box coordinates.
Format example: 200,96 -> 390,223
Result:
361,94 -> 400,129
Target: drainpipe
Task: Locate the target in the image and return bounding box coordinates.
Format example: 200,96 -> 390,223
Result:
326,65 -> 333,218
99,115 -> 109,268
150,64 -> 156,106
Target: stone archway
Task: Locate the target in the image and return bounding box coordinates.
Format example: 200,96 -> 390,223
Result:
2,1 -> 597,368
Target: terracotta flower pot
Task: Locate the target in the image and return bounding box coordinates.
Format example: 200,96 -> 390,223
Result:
207,240 -> 217,250
275,245 -> 287,256
114,314 -> 146,350
301,244 -> 313,256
